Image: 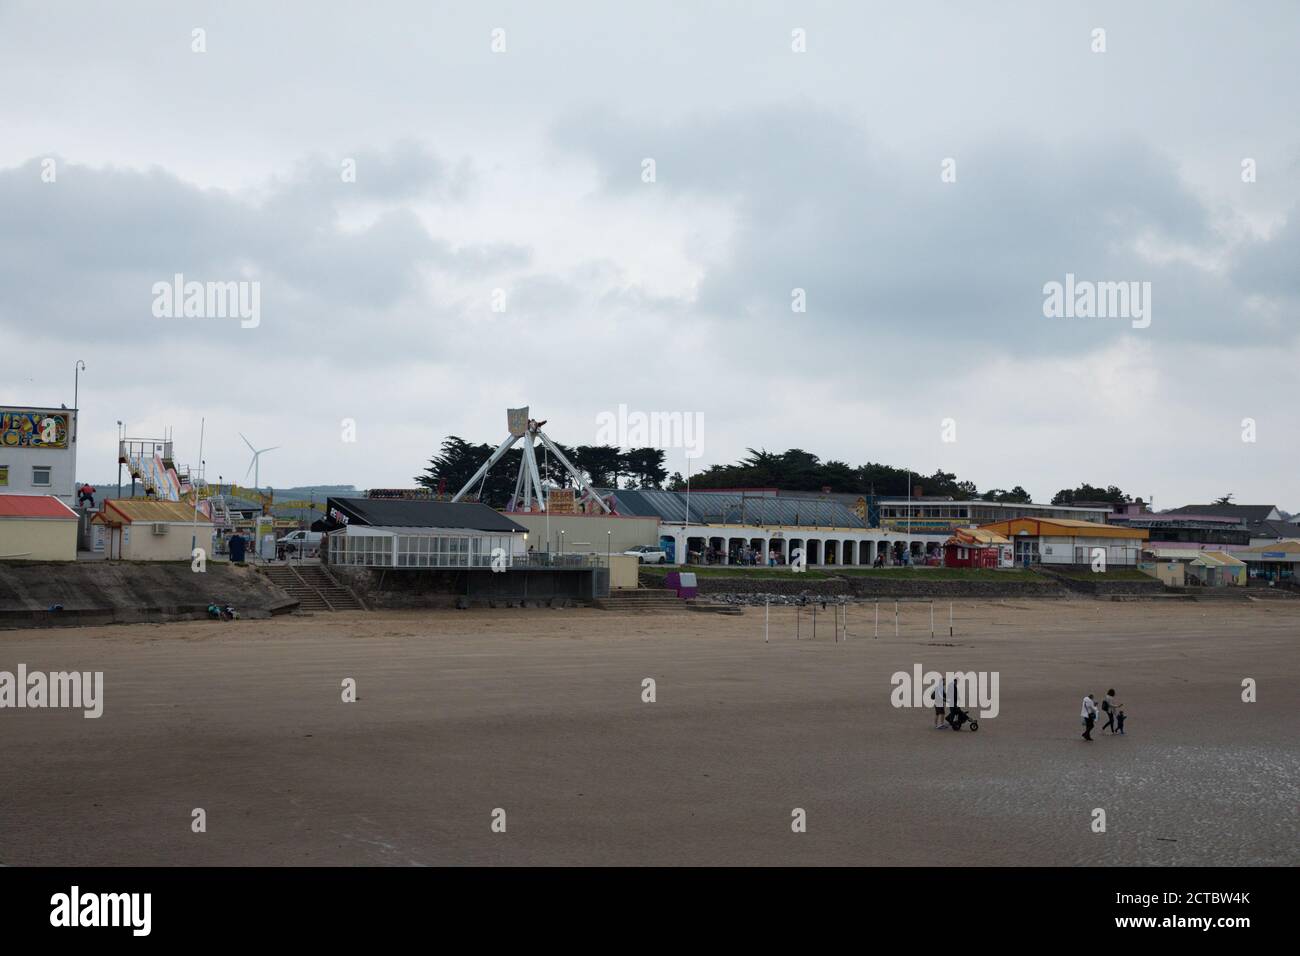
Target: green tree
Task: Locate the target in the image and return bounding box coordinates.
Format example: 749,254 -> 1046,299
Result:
571,445 -> 623,487
415,436 -> 522,507
621,447 -> 668,488
1051,483 -> 1129,506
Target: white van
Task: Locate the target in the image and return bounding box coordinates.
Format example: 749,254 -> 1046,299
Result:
276,530 -> 323,556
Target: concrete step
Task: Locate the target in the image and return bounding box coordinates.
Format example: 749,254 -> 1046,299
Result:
592,590 -> 692,611
258,566 -> 367,612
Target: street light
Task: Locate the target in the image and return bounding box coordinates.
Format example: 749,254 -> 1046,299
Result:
606,530 -> 612,565
560,529 -> 566,557
116,420 -> 123,499
73,360 -> 85,443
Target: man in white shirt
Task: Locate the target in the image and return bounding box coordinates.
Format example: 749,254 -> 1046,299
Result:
932,679 -> 947,729
1080,694 -> 1098,741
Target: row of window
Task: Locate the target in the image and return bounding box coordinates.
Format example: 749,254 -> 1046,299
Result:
879,505 -> 1104,523
0,465 -> 52,487
328,534 -> 516,568
881,507 -> 970,519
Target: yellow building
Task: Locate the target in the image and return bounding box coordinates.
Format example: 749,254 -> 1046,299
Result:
978,517 -> 1148,567
92,499 -> 214,561
0,494 -> 79,561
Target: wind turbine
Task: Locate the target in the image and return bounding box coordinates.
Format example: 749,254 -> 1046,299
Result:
240,433 -> 279,491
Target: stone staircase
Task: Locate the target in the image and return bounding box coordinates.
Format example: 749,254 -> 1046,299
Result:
592,587 -> 690,611
261,564 -> 366,612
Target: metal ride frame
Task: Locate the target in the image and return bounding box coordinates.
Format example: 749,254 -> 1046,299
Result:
451,407 -> 611,514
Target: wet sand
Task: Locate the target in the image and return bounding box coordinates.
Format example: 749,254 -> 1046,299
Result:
1,599 -> 1296,866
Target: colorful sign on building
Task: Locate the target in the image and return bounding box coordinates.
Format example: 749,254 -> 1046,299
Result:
1,409 -> 69,448
547,488 -> 577,514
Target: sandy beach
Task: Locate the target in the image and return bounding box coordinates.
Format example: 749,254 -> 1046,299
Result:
2,599 -> 1296,866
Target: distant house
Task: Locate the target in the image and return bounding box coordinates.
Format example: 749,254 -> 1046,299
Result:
1113,513 -> 1251,550
1253,518 -> 1300,545
978,517 -> 1148,567
0,494 -> 79,561
1147,548 -> 1248,587
92,499 -> 213,561
1188,551 -> 1247,587
1232,540 -> 1300,584
1162,504 -> 1287,543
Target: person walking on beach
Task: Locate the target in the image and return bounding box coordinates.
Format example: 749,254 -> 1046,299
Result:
1115,704 -> 1127,735
1101,689 -> 1118,734
932,678 -> 947,729
1081,693 -> 1098,741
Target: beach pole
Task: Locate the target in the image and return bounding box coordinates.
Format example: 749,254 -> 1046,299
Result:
949,602 -> 954,638
874,600 -> 879,638
894,601 -> 899,637
812,604 -> 817,641
765,597 -> 769,644
930,601 -> 935,638
796,606 -> 800,641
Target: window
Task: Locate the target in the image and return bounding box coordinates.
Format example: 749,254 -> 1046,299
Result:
0,465 -> 7,486
32,466 -> 51,486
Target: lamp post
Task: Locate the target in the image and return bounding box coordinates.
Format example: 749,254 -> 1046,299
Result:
560,529 -> 566,557
606,530 -> 611,565
116,420 -> 123,499
72,360 -> 85,442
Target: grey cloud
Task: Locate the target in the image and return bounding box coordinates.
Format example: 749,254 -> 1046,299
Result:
0,148 -> 527,361
552,106 -> 1290,354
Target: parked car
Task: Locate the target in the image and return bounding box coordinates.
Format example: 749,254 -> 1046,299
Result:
276,529 -> 322,556
624,545 -> 668,564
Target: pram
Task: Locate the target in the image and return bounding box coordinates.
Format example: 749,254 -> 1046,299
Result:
207,603 -> 237,621
946,704 -> 979,732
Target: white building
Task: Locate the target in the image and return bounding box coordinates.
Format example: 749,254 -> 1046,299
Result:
0,407 -> 79,507
92,499 -> 214,561
605,488 -> 949,566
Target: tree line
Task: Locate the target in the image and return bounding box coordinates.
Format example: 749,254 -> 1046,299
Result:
415,437 -> 668,507
417,439 -> 1134,509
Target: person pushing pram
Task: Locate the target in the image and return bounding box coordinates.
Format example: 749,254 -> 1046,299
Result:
945,678 -> 979,732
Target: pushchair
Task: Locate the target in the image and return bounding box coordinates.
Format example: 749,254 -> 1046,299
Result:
947,704 -> 979,732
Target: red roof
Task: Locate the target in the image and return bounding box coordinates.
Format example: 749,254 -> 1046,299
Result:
0,494 -> 78,519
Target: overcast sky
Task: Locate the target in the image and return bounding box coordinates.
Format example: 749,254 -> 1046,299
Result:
2,1 -> 1297,508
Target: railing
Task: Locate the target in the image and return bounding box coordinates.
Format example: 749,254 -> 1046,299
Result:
118,439 -> 181,500
513,552 -> 604,569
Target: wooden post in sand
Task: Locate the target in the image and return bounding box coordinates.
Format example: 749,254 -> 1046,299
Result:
765,597 -> 769,643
